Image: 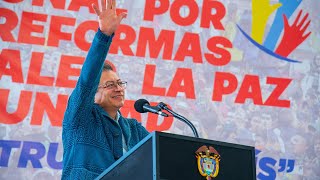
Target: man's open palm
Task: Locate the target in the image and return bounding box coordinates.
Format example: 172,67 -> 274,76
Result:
92,0 -> 127,36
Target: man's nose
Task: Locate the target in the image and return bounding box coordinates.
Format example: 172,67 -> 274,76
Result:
114,83 -> 124,91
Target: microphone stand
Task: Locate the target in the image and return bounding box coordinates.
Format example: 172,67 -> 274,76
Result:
157,102 -> 199,138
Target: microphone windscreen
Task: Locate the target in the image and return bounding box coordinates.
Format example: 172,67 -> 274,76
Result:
134,99 -> 149,113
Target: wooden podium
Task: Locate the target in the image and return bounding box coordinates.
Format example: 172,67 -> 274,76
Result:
96,131 -> 256,180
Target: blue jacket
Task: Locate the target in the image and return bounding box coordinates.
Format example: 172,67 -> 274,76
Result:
62,29 -> 149,179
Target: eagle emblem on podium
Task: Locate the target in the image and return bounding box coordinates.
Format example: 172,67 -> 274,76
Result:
195,145 -> 221,180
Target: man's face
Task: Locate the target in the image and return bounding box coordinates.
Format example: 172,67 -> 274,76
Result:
95,70 -> 125,111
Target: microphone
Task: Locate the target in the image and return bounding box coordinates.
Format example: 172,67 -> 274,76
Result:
134,99 -> 169,117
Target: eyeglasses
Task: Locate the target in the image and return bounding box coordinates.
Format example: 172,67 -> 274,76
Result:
98,81 -> 127,90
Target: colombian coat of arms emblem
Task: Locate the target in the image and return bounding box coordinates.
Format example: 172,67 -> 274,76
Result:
195,145 -> 221,180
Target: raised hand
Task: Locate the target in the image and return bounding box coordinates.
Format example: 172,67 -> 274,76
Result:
275,10 -> 311,57
263,0 -> 302,50
92,0 -> 127,36
251,0 -> 281,44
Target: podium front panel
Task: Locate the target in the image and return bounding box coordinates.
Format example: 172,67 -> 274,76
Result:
157,133 -> 255,180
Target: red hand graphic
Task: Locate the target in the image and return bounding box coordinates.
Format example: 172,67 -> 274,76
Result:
275,10 -> 311,57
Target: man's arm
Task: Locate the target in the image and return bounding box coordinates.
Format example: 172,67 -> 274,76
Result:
80,0 -> 127,86
63,0 -> 127,129
78,29 -> 113,87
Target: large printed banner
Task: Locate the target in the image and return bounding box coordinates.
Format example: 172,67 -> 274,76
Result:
1,0 -> 319,179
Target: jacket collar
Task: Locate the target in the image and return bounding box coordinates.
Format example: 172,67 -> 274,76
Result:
94,104 -> 132,145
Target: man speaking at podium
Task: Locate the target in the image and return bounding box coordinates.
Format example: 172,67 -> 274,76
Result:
61,0 -> 149,179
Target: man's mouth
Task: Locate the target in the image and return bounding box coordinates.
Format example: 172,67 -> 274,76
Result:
112,95 -> 123,99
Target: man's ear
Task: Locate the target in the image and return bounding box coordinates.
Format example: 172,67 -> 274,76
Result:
94,91 -> 102,104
